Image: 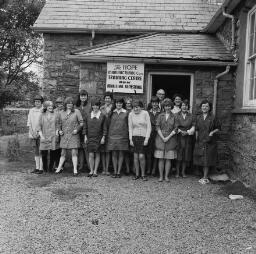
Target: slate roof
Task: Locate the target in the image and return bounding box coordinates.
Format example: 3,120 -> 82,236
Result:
70,33 -> 235,63
34,0 -> 222,33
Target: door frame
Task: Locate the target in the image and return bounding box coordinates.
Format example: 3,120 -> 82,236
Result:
147,71 -> 194,111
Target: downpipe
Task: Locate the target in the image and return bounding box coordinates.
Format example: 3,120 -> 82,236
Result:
222,7 -> 235,50
213,65 -> 231,115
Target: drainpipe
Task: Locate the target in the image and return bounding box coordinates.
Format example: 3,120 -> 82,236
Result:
213,65 -> 230,115
222,7 -> 235,50
90,30 -> 95,47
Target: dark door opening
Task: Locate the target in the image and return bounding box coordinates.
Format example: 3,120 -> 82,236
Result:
152,74 -> 191,102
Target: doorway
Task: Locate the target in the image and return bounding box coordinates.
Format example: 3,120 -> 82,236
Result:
148,72 -> 193,108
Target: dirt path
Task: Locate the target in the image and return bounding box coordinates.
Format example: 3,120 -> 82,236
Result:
0,157 -> 255,254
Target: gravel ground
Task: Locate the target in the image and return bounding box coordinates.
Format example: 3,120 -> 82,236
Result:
0,156 -> 256,254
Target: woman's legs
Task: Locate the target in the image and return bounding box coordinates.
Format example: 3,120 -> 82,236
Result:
56,149 -> 66,172
164,159 -> 171,181
176,160 -> 181,178
101,152 -> 106,173
124,152 -> 130,174
152,158 -> 157,176
71,149 -> 78,174
133,153 -> 140,177
78,148 -> 85,172
158,159 -> 164,181
112,151 -> 118,175
94,152 -> 100,175
41,150 -> 48,172
181,161 -> 187,177
89,153 -> 94,175
117,151 -> 124,175
139,153 -> 146,178
146,152 -> 152,175
203,166 -> 209,179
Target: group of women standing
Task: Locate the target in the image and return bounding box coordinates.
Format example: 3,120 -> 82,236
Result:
27,91 -> 220,184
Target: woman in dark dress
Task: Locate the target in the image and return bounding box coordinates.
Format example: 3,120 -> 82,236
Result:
107,98 -> 129,178
193,100 -> 220,184
83,99 -> 107,177
146,96 -> 161,176
76,90 -> 91,173
100,92 -> 114,175
176,99 -> 195,178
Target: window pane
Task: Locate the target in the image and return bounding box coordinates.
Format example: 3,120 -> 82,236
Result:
249,60 -> 255,100
254,77 -> 256,99
250,13 -> 255,56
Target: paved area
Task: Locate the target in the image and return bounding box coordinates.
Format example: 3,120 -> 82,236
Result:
0,156 -> 256,254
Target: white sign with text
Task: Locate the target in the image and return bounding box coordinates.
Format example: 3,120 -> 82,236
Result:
106,62 -> 144,93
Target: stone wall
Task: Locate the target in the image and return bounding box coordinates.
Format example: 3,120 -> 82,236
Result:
0,108 -> 29,136
216,0 -> 256,185
43,33 -> 131,100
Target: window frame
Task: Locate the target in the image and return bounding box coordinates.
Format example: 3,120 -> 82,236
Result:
243,4 -> 256,108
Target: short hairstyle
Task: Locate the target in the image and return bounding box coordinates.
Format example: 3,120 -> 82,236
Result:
104,91 -> 113,100
150,96 -> 159,103
162,98 -> 174,109
133,100 -> 144,108
42,100 -> 54,113
125,97 -> 133,103
64,97 -> 75,112
181,99 -> 190,110
200,99 -> 212,112
115,97 -> 125,106
173,93 -> 183,101
157,89 -> 165,95
91,98 -> 101,107
79,89 -> 88,96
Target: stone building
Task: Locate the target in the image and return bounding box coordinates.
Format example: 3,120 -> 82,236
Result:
33,0 -> 256,185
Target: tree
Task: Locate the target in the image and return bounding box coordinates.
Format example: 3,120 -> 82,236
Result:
0,0 -> 45,108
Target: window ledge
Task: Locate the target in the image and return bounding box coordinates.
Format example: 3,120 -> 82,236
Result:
232,108 -> 256,114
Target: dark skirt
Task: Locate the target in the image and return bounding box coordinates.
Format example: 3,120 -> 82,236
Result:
132,136 -> 146,154
177,135 -> 193,162
145,130 -> 157,153
87,136 -> 102,153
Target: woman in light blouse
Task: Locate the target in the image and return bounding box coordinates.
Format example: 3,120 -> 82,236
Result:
128,100 -> 151,181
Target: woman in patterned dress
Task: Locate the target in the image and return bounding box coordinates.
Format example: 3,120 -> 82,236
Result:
83,99 -> 107,177
55,97 -> 83,176
154,98 -> 178,182
176,99 -> 195,178
107,98 -> 129,178
38,100 -> 60,172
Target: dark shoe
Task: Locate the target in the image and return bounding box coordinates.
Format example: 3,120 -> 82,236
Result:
112,174 -> 117,178
132,176 -> 140,180
141,176 -> 148,181
116,174 -> 121,178
73,172 -> 79,177
36,170 -> 43,174
31,169 -> 40,174
93,173 -> 98,177
87,173 -> 93,177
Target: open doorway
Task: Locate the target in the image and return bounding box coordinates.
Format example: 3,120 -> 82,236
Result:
148,72 -> 193,108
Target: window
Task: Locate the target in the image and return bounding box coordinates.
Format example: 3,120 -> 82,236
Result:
244,5 -> 256,107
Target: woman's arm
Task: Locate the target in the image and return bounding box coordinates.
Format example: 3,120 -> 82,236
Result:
145,111 -> 151,141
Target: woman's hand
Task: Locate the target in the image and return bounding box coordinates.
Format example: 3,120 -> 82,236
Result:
130,140 -> 134,146
72,129 -> 78,135
143,139 -> 148,146
59,130 -> 64,136
84,135 -> 88,144
100,136 -> 105,145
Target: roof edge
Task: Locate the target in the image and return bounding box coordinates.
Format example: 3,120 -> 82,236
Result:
32,26 -> 202,34
68,55 -> 237,67
203,0 -> 242,33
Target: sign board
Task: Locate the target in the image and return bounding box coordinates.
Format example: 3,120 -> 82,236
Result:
106,62 -> 144,93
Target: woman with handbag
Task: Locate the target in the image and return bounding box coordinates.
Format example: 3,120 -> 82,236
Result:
193,100 -> 220,184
